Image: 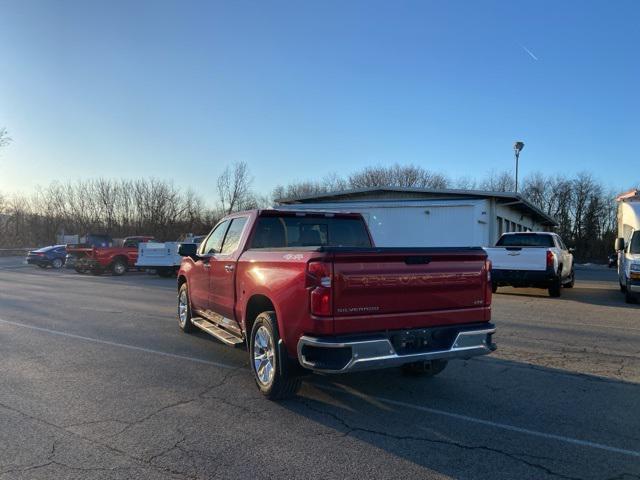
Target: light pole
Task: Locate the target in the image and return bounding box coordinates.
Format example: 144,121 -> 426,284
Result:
514,141 -> 525,193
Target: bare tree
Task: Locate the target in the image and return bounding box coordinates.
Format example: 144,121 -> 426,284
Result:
0,128 -> 11,150
479,170 -> 515,192
217,162 -> 254,215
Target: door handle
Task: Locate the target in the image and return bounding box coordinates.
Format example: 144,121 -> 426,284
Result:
224,264 -> 235,272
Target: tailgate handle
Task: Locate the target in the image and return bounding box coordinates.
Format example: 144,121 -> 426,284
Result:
405,256 -> 431,265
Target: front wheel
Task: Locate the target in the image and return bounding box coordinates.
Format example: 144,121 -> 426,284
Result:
250,311 -> 301,400
625,282 -> 638,304
111,259 -> 127,276
177,283 -> 195,333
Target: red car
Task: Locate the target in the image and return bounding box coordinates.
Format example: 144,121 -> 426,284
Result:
177,210 -> 495,399
67,236 -> 154,275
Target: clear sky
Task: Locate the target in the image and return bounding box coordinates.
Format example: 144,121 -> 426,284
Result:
0,0 -> 638,203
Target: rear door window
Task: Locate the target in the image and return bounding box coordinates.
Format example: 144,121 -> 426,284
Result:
220,217 -> 248,254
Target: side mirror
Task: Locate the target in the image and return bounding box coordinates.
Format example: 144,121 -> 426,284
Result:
568,247 -> 575,253
178,243 -> 198,258
614,238 -> 625,251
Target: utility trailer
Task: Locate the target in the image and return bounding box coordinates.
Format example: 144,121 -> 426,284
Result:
136,234 -> 205,277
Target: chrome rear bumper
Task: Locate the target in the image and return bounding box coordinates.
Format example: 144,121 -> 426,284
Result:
297,325 -> 496,373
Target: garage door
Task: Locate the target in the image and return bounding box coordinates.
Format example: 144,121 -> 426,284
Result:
363,205 -> 478,247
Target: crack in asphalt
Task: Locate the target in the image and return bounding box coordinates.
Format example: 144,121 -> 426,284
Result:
296,399 -> 585,480
0,365 -> 253,479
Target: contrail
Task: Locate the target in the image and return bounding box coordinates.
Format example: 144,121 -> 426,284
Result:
520,44 -> 538,61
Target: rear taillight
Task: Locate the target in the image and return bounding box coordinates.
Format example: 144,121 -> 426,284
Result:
307,261 -> 332,316
485,259 -> 493,306
546,250 -> 554,268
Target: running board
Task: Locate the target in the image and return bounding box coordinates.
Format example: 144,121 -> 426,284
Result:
192,318 -> 244,347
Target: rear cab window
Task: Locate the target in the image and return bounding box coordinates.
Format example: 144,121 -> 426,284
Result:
250,214 -> 372,249
496,233 -> 555,248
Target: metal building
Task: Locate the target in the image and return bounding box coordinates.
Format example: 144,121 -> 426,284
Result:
276,187 -> 558,248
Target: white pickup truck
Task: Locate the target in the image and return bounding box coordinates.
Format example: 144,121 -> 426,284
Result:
485,232 -> 575,297
136,235 -> 206,277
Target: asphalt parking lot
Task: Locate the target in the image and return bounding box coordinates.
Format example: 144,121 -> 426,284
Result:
0,257 -> 638,480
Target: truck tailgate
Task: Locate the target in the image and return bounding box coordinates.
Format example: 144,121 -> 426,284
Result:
330,248 -> 489,333
484,247 -> 548,271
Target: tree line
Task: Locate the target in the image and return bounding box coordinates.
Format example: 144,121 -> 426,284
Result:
0,158 -> 635,261
0,162 -> 264,247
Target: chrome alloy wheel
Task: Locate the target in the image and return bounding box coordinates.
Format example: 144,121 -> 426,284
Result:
113,262 -> 126,275
178,290 -> 188,328
253,326 -> 275,386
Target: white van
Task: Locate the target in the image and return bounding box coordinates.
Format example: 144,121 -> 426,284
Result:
615,191 -> 640,303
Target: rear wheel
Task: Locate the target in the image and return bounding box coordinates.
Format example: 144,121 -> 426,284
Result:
111,259 -> 127,276
250,311 -> 301,400
37,264 -> 47,269
401,360 -> 448,377
625,281 -> 638,304
157,267 -> 176,278
548,277 -> 562,297
177,283 -> 195,332
51,258 -> 64,269
564,269 -> 575,288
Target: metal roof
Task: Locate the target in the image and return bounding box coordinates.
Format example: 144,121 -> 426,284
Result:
275,186 -> 558,226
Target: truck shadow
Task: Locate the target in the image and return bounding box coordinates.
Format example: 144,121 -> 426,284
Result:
496,285 -> 640,309
278,357 -> 640,479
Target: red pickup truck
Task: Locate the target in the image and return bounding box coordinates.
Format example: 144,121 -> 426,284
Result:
177,210 -> 495,399
67,236 -> 154,275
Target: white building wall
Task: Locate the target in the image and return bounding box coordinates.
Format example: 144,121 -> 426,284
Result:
278,199 -> 492,247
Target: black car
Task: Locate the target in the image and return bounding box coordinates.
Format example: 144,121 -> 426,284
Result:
26,245 -> 67,269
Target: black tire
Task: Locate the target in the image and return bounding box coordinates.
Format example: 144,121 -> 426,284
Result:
37,264 -> 47,269
157,267 -> 176,278
51,258 -> 64,269
177,283 -> 195,333
111,259 -> 127,276
548,277 -> 562,297
249,311 -> 301,400
625,283 -> 638,304
620,281 -> 627,293
74,266 -> 88,274
564,269 -> 575,288
401,359 -> 448,377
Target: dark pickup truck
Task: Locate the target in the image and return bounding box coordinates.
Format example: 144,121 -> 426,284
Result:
177,209 -> 495,399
